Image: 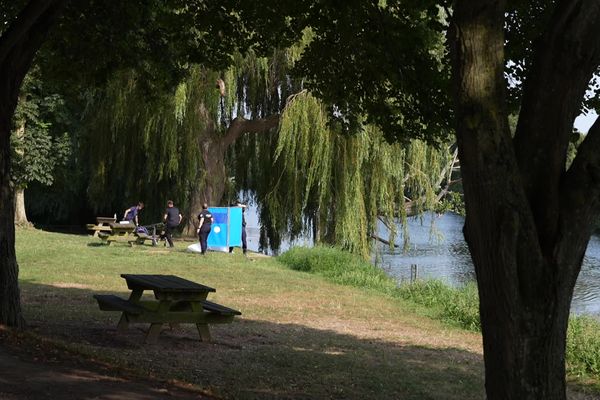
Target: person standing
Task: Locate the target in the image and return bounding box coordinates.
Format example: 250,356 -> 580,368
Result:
123,201 -> 144,226
197,203 -> 214,254
163,200 -> 182,248
229,201 -> 247,255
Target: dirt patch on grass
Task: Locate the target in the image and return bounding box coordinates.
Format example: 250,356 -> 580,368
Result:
51,282 -> 93,289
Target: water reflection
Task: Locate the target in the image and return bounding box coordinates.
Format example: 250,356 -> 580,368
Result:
375,213 -> 600,317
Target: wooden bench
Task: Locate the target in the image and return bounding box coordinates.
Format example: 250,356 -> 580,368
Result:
93,294 -> 146,314
134,232 -> 156,246
201,300 -> 242,316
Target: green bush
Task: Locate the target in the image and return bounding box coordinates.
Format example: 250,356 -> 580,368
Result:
278,246 -> 398,295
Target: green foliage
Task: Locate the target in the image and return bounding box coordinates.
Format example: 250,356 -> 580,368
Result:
258,91 -> 454,256
567,316 -> 600,378
436,191 -> 465,216
278,246 -> 398,295
287,1 -> 452,143
11,73 -> 72,189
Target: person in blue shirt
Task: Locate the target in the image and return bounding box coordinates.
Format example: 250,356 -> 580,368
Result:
123,202 -> 144,226
196,203 -> 214,254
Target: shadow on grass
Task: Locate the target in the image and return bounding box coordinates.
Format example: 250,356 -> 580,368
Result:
86,242 -> 107,247
13,281 -> 485,400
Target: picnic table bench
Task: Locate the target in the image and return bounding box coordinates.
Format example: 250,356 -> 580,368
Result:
134,222 -> 165,246
86,216 -> 116,237
93,274 -> 241,343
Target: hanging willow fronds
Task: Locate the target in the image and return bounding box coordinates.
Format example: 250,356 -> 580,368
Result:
252,91 -> 453,258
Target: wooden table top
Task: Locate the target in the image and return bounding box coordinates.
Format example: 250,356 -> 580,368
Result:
121,274 -> 216,293
96,216 -> 116,224
109,222 -> 136,231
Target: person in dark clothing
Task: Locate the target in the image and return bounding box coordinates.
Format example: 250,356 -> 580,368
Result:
123,202 -> 144,226
229,201 -> 247,255
163,200 -> 182,248
197,203 -> 214,254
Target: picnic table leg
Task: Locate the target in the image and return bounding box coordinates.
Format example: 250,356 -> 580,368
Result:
189,301 -> 211,342
116,289 -> 144,332
117,313 -> 130,332
196,324 -> 212,342
128,289 -> 143,302
145,323 -> 163,343
143,298 -> 172,343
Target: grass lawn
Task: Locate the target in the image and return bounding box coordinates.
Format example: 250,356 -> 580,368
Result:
12,227 -> 483,399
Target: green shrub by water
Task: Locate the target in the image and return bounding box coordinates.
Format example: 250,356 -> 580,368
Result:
396,280 -> 481,331
278,246 -> 397,295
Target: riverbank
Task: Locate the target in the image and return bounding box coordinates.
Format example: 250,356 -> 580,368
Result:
1,228 -> 596,398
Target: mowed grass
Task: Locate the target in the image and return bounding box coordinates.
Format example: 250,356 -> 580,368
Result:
12,227 -> 486,400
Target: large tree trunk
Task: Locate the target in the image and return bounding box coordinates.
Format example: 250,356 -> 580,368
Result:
450,1 -> 600,399
0,0 -> 69,327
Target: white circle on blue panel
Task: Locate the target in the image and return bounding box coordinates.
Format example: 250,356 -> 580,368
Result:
214,226 -> 221,233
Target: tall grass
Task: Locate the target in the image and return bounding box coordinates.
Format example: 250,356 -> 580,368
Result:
396,280 -> 481,331
567,316 -> 600,378
279,245 -> 600,381
278,246 -> 398,295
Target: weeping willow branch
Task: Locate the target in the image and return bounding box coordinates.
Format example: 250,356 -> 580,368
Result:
222,114 -> 280,148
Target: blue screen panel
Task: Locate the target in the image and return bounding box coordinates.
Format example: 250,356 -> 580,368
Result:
228,207 -> 243,247
207,208 -> 229,247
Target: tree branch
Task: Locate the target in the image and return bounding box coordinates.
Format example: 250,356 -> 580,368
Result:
561,115 -> 600,239
371,233 -> 400,248
222,114 -> 280,149
0,0 -> 69,128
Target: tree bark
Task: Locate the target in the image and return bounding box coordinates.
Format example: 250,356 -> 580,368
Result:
0,0 -> 69,327
14,188 -> 28,225
450,1 -> 600,399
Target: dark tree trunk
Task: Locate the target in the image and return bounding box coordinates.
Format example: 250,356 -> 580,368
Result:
183,112 -> 279,235
0,0 -> 69,327
450,1 -> 600,399
0,117 -> 21,327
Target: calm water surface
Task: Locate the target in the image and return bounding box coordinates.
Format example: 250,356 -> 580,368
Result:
374,213 -> 600,317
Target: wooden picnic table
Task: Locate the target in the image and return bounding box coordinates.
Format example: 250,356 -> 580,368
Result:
97,222 -> 137,245
94,274 -> 241,343
86,216 -> 116,237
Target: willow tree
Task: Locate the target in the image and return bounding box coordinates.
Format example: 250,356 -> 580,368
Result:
244,91 -> 455,256
83,47 -> 301,231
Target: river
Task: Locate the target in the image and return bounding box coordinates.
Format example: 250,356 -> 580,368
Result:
374,212 -> 600,317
